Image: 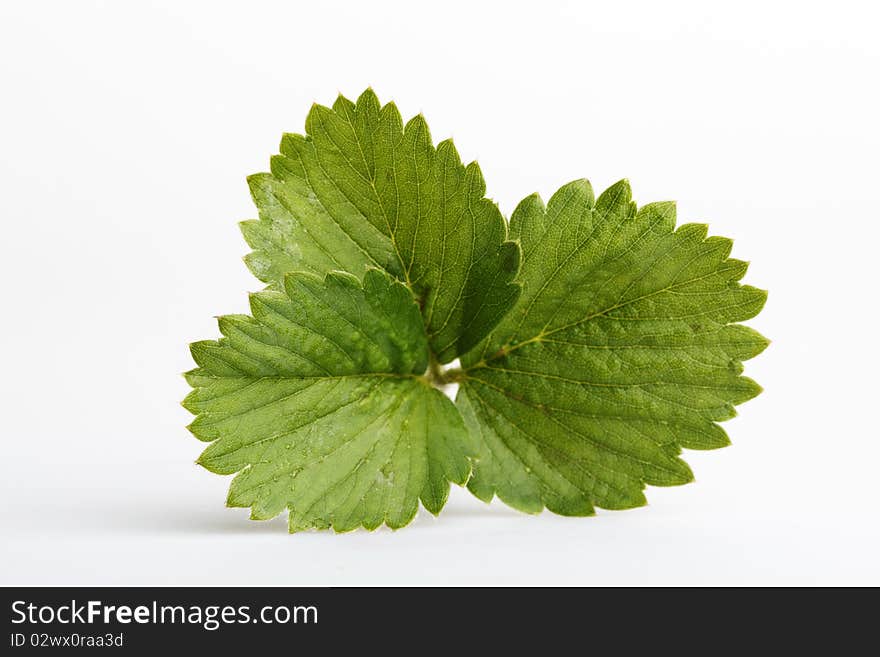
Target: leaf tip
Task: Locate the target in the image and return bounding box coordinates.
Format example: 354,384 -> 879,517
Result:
305,102 -> 331,133
404,112 -> 431,141
436,137 -> 461,162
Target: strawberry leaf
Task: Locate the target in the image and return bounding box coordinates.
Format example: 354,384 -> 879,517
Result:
241,88 -> 520,363
184,269 -> 473,531
185,91 -> 768,531
456,179 -> 768,515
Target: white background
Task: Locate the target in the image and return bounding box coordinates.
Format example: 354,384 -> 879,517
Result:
2,0 -> 878,586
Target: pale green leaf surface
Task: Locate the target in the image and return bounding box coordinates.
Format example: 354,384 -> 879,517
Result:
184,268 -> 473,531
241,88 -> 521,362
458,179 -> 768,515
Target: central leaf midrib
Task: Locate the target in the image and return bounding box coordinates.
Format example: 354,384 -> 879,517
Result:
465,264 -> 742,373
328,104 -> 414,290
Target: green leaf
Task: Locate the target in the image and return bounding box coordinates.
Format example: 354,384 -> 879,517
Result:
241,88 -> 520,363
188,89 -> 768,530
456,179 -> 768,516
184,268 -> 474,532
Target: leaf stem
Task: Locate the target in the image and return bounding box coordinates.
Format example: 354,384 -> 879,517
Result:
425,354 -> 467,386
441,367 -> 466,384
426,354 -> 448,386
